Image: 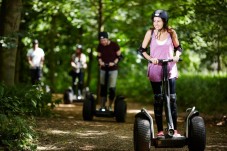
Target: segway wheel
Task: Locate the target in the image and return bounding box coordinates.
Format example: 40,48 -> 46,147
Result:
188,116 -> 206,151
63,89 -> 73,104
82,93 -> 94,121
115,99 -> 127,122
133,116 -> 151,151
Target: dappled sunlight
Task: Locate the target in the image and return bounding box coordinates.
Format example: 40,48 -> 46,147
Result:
177,116 -> 185,123
116,135 -> 130,139
37,145 -> 62,150
76,130 -> 108,137
66,116 -> 75,119
56,104 -> 77,107
207,145 -> 227,149
48,129 -> 71,134
36,101 -> 227,150
79,145 -> 96,150
89,124 -> 106,127
127,109 -> 154,114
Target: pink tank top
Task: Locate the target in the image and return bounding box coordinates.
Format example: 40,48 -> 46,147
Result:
147,32 -> 178,82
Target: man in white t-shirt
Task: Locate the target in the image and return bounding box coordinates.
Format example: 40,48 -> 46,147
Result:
70,44 -> 87,98
27,39 -> 45,85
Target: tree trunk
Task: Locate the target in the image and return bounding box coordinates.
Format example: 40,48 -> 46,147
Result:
0,0 -> 22,86
86,48 -> 93,87
96,0 -> 103,101
217,38 -> 221,72
47,15 -> 57,91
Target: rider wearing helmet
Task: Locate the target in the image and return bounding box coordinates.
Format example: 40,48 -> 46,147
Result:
151,9 -> 169,29
97,31 -> 122,111
139,10 -> 182,137
70,44 -> 87,98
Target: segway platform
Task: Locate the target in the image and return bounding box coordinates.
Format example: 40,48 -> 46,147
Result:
94,110 -> 115,117
133,108 -> 206,151
83,94 -> 127,122
153,136 -> 187,148
63,87 -> 87,104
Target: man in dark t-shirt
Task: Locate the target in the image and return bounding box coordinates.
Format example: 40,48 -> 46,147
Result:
97,32 -> 122,111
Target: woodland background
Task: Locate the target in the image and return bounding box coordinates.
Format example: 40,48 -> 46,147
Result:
0,0 -> 227,110
0,0 -> 226,150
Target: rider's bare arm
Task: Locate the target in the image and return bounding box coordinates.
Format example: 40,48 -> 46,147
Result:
97,52 -> 105,66
141,30 -> 158,64
171,29 -> 182,62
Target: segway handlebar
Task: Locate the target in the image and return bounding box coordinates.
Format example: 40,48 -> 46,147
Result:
148,58 -> 182,64
103,63 -> 118,68
158,58 -> 182,63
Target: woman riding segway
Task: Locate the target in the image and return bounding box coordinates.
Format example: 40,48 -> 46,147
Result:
139,9 -> 182,137
133,10 -> 206,151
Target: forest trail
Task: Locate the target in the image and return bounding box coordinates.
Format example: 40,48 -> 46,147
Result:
36,95 -> 227,151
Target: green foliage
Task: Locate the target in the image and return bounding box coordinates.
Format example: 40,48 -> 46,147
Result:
177,73 -> 227,114
0,115 -> 37,150
169,0 -> 227,72
2,84 -> 55,116
127,72 -> 227,114
0,83 -> 58,150
18,0 -> 227,93
3,0 -> 225,114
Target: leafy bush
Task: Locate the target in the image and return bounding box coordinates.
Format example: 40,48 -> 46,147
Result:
177,73 -> 227,114
1,84 -> 56,116
118,72 -> 227,114
0,114 -> 37,150
0,84 -> 58,150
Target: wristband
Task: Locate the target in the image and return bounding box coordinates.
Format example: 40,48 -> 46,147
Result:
174,44 -> 183,52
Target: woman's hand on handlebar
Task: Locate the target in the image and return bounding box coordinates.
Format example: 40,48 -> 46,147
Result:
149,57 -> 159,64
172,56 -> 180,62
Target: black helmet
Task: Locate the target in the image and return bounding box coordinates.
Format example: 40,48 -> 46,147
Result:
151,10 -> 168,27
98,32 -> 108,39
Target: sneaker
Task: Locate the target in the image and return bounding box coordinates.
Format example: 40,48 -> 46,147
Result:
174,130 -> 181,137
99,107 -> 106,112
157,131 -> 164,137
77,95 -> 83,100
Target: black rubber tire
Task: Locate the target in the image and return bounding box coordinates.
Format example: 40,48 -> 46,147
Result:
82,93 -> 94,121
133,116 -> 151,151
115,99 -> 127,122
188,116 -> 206,151
63,89 -> 73,104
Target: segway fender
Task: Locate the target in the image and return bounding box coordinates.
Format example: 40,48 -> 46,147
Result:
135,108 -> 155,139
185,106 -> 199,137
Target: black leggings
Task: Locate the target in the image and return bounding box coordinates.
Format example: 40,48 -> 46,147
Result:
150,78 -> 178,131
150,78 -> 176,94
30,67 -> 42,85
71,72 -> 84,94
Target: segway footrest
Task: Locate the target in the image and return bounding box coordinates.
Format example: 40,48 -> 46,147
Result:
153,136 -> 187,148
95,110 -> 115,117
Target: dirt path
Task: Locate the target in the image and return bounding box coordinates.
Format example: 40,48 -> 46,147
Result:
36,99 -> 227,151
